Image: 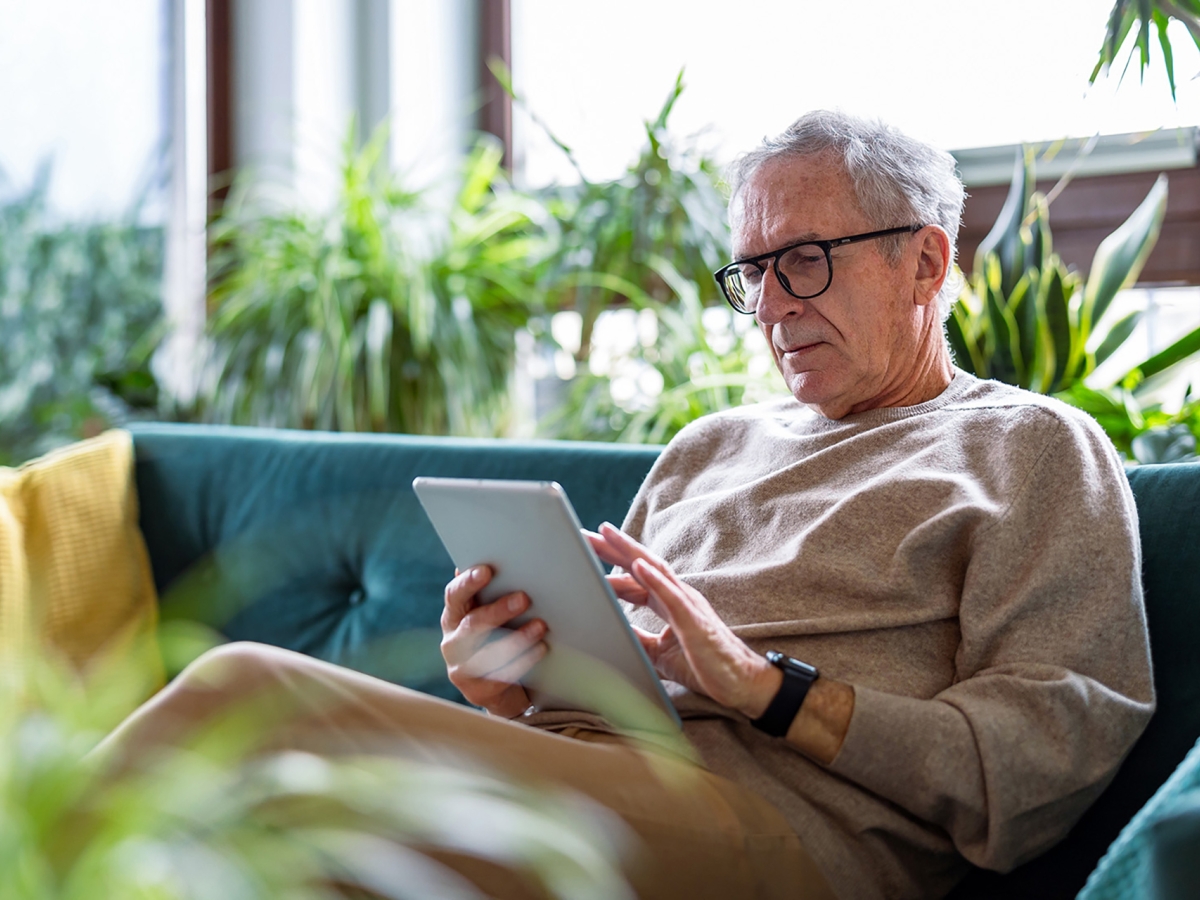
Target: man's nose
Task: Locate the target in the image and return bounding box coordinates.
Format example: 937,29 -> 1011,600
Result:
753,265 -> 805,325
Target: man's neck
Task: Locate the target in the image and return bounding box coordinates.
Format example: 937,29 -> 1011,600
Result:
820,347 -> 955,419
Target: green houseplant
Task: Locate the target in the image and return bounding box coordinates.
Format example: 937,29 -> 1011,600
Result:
1093,0 -> 1200,100
0,167 -> 165,466
948,150 -> 1200,461
520,72 -> 782,443
202,126 -> 548,437
531,71 -> 731,365
0,633 -> 634,900
947,149 -> 1169,395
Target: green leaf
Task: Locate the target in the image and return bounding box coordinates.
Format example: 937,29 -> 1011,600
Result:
1023,193 -> 1052,276
1138,0 -> 1154,73
984,272 -> 1021,385
1154,8 -> 1179,99
1082,173 -> 1167,335
1093,309 -> 1142,367
1042,264 -> 1075,392
1132,424 -> 1197,463
975,150 -> 1030,297
649,68 -> 686,134
1006,274 -> 1035,387
1122,322 -> 1200,385
1012,270 -> 1041,385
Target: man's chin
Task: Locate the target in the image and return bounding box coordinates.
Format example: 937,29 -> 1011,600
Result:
781,372 -> 851,418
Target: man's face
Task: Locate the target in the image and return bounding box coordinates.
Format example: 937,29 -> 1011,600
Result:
730,154 -> 930,419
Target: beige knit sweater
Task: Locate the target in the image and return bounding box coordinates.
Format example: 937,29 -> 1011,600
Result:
619,370 -> 1154,900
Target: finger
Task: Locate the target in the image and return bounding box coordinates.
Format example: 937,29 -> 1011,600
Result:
584,529 -> 625,568
446,592 -> 533,663
606,572 -> 649,604
630,558 -> 693,626
462,591 -> 531,633
442,565 -> 492,629
485,639 -> 548,686
630,624 -> 661,658
598,523 -> 676,580
464,618 -> 547,679
444,590 -> 528,664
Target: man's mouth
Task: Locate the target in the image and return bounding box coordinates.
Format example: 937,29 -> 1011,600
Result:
776,340 -> 823,355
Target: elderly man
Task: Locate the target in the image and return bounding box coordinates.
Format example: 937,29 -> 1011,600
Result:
102,111 -> 1153,900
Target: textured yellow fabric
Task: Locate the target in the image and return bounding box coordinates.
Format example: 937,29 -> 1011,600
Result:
0,431 -> 162,687
0,467 -> 29,657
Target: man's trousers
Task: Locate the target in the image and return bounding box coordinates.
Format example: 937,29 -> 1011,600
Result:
94,642 -> 836,900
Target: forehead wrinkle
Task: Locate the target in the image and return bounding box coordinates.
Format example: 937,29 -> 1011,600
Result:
730,154 -> 866,258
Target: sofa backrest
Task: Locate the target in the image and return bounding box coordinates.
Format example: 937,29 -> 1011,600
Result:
131,424 -> 661,701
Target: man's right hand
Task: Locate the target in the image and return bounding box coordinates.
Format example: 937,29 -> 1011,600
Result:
440,565 -> 548,718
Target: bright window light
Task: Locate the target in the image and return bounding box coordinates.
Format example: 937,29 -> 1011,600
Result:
512,0 -> 1200,186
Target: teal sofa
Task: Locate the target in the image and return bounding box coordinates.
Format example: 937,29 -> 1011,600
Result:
129,423 -> 1200,899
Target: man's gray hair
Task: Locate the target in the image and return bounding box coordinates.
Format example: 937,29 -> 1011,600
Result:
728,111 -> 966,318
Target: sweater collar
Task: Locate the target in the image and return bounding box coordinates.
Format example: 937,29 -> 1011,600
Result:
797,368 -> 979,430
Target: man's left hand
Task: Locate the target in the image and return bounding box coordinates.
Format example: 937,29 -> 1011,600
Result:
585,522 -> 781,719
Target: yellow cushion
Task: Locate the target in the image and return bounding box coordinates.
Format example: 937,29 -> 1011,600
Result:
0,431 -> 162,692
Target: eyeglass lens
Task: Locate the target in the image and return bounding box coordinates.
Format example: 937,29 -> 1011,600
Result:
724,244 -> 831,311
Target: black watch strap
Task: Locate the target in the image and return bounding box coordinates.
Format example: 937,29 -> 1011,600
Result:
751,651 -> 819,737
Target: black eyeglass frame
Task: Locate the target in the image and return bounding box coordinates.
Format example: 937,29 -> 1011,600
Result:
713,224 -> 926,314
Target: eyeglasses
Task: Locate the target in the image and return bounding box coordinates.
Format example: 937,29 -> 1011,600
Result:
712,224 -> 925,315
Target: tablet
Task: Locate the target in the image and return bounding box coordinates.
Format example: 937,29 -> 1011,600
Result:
412,477 -> 682,734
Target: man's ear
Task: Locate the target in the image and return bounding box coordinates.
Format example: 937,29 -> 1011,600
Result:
912,226 -> 951,308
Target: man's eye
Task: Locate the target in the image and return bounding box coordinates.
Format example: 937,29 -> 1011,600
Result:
781,247 -> 825,269
737,265 -> 764,285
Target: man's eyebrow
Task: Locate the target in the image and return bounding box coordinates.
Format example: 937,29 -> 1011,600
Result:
733,232 -> 823,260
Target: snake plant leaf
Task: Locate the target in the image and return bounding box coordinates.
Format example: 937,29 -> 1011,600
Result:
1012,269 -> 1040,386
1082,173 -> 1167,337
1122,322 -> 1200,387
984,269 -> 1021,385
1023,193 -> 1052,277
1093,309 -> 1143,367
1042,264 -> 1074,392
975,149 -> 1031,298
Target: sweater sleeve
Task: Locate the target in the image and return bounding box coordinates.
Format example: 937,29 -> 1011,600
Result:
826,414 -> 1155,871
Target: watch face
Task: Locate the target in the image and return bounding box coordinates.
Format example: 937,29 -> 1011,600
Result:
767,651 -> 818,679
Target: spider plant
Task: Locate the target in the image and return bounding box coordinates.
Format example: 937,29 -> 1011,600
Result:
526,69 -> 731,366
201,125 -> 548,437
513,70 -> 776,443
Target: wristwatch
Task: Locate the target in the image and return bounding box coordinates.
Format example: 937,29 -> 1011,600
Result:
750,651 -> 819,737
